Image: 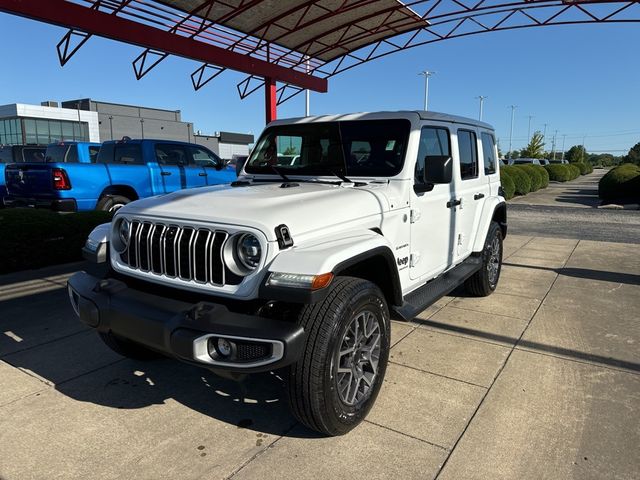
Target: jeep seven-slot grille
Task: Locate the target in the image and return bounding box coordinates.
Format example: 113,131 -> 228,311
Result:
122,220 -> 229,286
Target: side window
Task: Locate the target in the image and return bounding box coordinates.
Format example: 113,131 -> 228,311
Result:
415,126 -> 451,184
481,132 -> 496,175
189,146 -> 220,168
155,144 -> 190,166
88,146 -> 100,163
457,129 -> 478,180
22,148 -> 45,163
113,144 -> 143,164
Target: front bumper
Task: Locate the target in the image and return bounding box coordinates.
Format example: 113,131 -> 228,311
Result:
67,272 -> 305,373
4,195 -> 77,212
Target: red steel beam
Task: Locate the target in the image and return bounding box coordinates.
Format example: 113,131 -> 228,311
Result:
265,77 -> 277,123
0,0 -> 327,92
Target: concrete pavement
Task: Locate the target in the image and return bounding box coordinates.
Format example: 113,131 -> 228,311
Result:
1,234 -> 639,479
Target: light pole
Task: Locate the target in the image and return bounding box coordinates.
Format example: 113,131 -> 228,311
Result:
140,118 -> 145,139
542,123 -> 548,154
108,115 -> 114,140
561,134 -> 566,161
418,70 -> 436,111
527,115 -> 534,143
476,96 -> 487,121
551,129 -> 558,160
508,105 -> 517,159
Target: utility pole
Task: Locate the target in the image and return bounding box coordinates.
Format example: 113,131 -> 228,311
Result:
542,123 -> 548,155
508,105 -> 517,159
551,129 -> 558,160
561,134 -> 566,161
527,115 -> 534,143
418,70 -> 436,111
476,96 -> 487,121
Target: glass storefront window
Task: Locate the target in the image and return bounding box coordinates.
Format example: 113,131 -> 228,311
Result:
0,117 -> 89,145
49,121 -> 62,143
36,119 -> 49,144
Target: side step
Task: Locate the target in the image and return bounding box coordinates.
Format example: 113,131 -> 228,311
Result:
392,256 -> 483,321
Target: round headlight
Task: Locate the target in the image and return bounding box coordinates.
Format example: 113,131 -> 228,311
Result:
113,218 -> 130,253
237,233 -> 261,270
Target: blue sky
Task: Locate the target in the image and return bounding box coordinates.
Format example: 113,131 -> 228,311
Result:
0,13 -> 639,154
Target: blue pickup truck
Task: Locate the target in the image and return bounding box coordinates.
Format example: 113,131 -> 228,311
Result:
0,144 -> 47,207
4,138 -> 236,212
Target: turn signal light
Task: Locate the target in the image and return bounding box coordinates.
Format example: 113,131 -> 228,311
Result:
52,168 -> 71,190
266,272 -> 334,290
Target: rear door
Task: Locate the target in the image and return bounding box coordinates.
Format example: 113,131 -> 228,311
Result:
453,128 -> 490,261
102,142 -> 156,195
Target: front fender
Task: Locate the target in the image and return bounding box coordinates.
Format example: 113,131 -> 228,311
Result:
261,230 -> 402,305
472,197 -> 507,252
267,229 -> 394,276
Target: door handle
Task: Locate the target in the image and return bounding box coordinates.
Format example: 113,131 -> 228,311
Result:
446,199 -> 462,208
161,171 -> 172,176
198,172 -> 208,176
474,193 -> 485,200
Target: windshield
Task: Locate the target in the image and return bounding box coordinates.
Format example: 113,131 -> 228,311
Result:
245,119 -> 410,177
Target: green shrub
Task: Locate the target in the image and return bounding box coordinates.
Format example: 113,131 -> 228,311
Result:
567,164 -> 581,180
545,164 -> 571,182
515,165 -> 544,191
502,165 -> 531,195
598,163 -> 640,201
0,209 -> 112,274
500,169 -> 516,200
531,164 -> 549,188
573,162 -> 591,175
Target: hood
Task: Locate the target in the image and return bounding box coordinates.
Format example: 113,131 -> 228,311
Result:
120,181 -> 390,241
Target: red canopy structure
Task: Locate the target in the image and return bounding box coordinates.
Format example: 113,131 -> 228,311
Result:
0,0 -> 638,122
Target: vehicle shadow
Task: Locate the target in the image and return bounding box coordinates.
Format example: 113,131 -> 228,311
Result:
502,262 -> 640,286
0,265 -> 314,438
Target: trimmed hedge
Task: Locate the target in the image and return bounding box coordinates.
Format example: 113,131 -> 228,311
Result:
0,209 -> 112,274
599,163 -> 640,201
502,165 -> 531,195
572,162 -> 593,175
500,168 -> 516,200
544,164 -> 572,182
515,165 -> 544,192
567,164 -> 581,180
531,164 -> 550,188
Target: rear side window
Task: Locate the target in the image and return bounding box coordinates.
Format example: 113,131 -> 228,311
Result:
457,130 -> 478,180
114,144 -> 143,164
481,132 -> 496,175
415,126 -> 451,185
88,146 -> 100,163
155,144 -> 190,166
96,143 -> 114,163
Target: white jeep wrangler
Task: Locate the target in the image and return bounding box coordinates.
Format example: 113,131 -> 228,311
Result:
68,111 -> 506,436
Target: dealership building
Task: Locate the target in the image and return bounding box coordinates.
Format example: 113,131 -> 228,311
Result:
0,99 -> 253,159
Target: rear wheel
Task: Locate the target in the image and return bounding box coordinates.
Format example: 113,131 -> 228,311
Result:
96,195 -> 131,213
287,276 -> 390,436
98,332 -> 161,360
465,221 -> 503,296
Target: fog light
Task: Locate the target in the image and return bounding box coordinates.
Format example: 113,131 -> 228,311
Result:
217,338 -> 233,357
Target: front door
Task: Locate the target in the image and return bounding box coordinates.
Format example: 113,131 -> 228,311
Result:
410,125 -> 457,281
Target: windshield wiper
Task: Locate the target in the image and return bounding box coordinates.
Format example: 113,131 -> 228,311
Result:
320,167 -> 367,187
271,165 -> 291,182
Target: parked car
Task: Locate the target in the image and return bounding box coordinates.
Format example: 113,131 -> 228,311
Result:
509,157 -> 545,166
4,138 -> 235,212
69,111 -> 507,436
0,144 -> 46,206
549,159 -> 569,164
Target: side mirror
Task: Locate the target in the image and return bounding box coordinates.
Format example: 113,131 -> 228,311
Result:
424,155 -> 452,184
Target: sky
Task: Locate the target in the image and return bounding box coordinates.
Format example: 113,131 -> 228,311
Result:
0,12 -> 639,154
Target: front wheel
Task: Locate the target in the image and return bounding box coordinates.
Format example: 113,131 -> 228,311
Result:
287,277 -> 390,436
465,221 -> 503,296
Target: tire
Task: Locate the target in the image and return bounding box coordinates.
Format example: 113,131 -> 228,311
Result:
98,331 -> 161,360
96,195 -> 131,213
287,276 -> 390,436
465,221 -> 503,296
